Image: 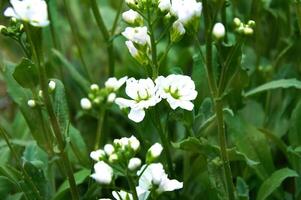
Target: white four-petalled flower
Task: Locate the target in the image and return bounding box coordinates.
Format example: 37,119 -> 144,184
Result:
122,26 -> 151,46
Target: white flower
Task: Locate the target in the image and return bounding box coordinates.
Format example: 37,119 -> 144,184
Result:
107,93 -> 117,103
148,143 -> 163,158
90,149 -> 105,161
90,84 -> 99,91
27,99 -> 36,108
137,163 -> 183,195
158,0 -> 171,12
80,98 -> 92,110
213,22 -> 225,39
48,80 -> 56,91
170,0 -> 202,25
105,76 -> 128,91
115,78 -> 161,123
112,190 -> 133,200
4,0 -> 49,27
155,74 -> 197,111
122,9 -> 143,25
128,157 -> 142,171
91,161 -> 113,185
104,144 -> 115,156
129,135 -> 140,151
122,27 -> 151,46
170,20 -> 186,42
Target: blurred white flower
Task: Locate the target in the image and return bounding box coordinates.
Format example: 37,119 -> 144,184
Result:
213,22 -> 225,39
4,0 -> 49,27
122,27 -> 150,46
148,143 -> 163,159
105,76 -> 128,91
155,74 -> 197,111
107,93 -> 117,103
158,0 -> 171,12
170,0 -> 202,25
27,99 -> 36,108
90,84 -> 99,91
137,163 -> 183,195
48,80 -> 56,91
128,157 -> 142,171
104,144 -> 115,156
91,161 -> 113,185
170,20 -> 186,42
122,9 -> 143,25
90,149 -> 105,162
112,190 -> 133,200
80,98 -> 92,110
115,78 -> 161,123
129,135 -> 140,151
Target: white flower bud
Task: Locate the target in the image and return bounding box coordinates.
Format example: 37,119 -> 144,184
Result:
148,143 -> 163,158
109,153 -> 118,163
119,137 -> 129,149
27,99 -> 36,108
80,98 -> 92,110
212,22 -> 225,40
128,157 -> 142,171
247,20 -> 256,28
91,161 -> 113,185
48,80 -> 56,91
170,20 -> 186,43
122,9 -> 143,25
129,135 -> 140,151
38,90 -> 43,98
90,84 -> 99,91
107,93 -> 116,103
244,27 -> 254,35
125,0 -> 138,10
90,149 -> 106,161
233,17 -> 241,27
0,25 -> 6,32
158,0 -> 171,12
104,144 -> 115,156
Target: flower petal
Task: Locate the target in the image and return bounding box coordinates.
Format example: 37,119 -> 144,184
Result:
128,108 -> 145,123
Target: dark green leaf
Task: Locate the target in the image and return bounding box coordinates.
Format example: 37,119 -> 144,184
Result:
13,58 -> 39,89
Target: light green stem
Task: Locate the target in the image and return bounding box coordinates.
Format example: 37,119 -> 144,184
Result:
94,108 -> 106,150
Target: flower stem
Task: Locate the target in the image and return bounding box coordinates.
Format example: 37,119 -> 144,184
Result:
94,108 -> 106,150
25,25 -> 80,200
202,0 -> 235,199
89,0 -> 115,77
127,173 -> 139,200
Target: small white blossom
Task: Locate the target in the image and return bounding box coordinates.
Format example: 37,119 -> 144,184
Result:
148,143 -> 163,158
155,74 -> 197,111
27,99 -> 36,108
137,163 -> 183,195
105,76 -> 128,91
122,9 -> 143,25
4,0 -> 49,27
122,27 -> 151,46
48,80 -> 56,91
170,20 -> 186,42
90,84 -> 99,91
128,157 -> 142,171
112,190 -> 133,200
115,78 -> 161,123
91,161 -> 113,185
213,22 -> 225,40
158,0 -> 171,12
170,0 -> 202,25
107,93 -> 117,103
90,149 -> 105,161
129,135 -> 140,151
104,144 -> 115,156
80,98 -> 92,110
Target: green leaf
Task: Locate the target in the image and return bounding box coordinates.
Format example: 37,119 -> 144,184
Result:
244,79 -> 301,97
12,58 -> 39,89
256,168 -> 298,200
236,177 -> 249,200
53,169 -> 90,200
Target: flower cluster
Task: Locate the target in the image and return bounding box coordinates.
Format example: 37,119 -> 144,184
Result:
4,0 -> 49,27
27,80 -> 56,108
90,136 -> 183,200
115,75 -> 197,122
233,17 -> 255,36
80,76 -> 127,110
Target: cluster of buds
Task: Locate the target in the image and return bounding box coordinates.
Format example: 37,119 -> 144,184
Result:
0,18 -> 24,39
233,17 -> 255,36
27,80 -> 56,108
80,77 -> 127,110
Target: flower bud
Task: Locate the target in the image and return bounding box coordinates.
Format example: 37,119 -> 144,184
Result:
109,153 -> 118,163
0,25 -> 7,33
170,21 -> 186,43
158,0 -> 171,12
27,99 -> 36,108
128,157 -> 142,171
243,27 -> 254,35
125,0 -> 138,10
125,41 -> 148,65
107,93 -> 116,103
212,22 -> 225,40
122,9 -> 143,26
80,98 -> 92,110
247,20 -> 256,28
233,17 -> 241,27
148,143 -> 163,158
48,80 -> 56,91
38,90 -> 43,98
91,161 -> 113,185
129,135 -> 140,151
104,144 -> 115,156
90,84 -> 99,91
90,149 -> 106,161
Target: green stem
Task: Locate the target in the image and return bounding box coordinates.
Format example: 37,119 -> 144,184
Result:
94,108 -> 106,150
62,0 -> 92,81
0,125 -> 42,200
111,0 -> 124,34
127,173 -> 139,200
296,1 -> 301,35
202,0 -> 235,199
89,0 -> 115,77
147,4 -> 158,79
25,25 -> 80,200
